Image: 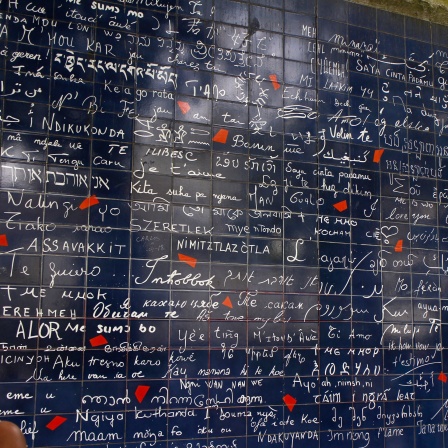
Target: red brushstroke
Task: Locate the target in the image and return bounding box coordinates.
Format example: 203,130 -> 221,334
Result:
222,296 -> 233,308
269,74 -> 281,90
79,195 -> 99,210
135,385 -> 150,403
177,101 -> 191,115
0,234 -> 8,246
373,149 -> 384,163
46,416 -> 67,431
333,200 -> 348,212
178,253 -> 197,268
283,394 -> 297,412
89,335 -> 108,347
439,372 -> 447,383
212,129 -> 229,144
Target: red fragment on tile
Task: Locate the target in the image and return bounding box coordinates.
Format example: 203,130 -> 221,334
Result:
333,200 -> 348,212
46,416 -> 67,431
89,335 -> 108,347
135,385 -> 150,403
222,296 -> 233,308
178,253 -> 197,268
79,195 -> 99,210
269,74 -> 281,90
213,129 -> 229,144
177,101 -> 191,115
394,240 -> 403,252
373,149 -> 384,163
283,394 -> 297,412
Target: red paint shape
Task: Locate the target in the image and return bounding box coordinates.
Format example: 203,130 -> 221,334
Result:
177,101 -> 191,115
46,416 -> 67,431
79,195 -> 99,210
178,253 -> 197,268
283,394 -> 297,412
212,129 -> 229,144
394,240 -> 403,252
269,74 -> 281,90
90,335 -> 108,347
439,372 -> 447,383
333,200 -> 348,212
0,234 -> 8,246
222,296 -> 233,309
135,385 -> 150,403
373,149 -> 385,163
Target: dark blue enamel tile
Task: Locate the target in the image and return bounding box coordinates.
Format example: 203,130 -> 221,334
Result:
405,16 -> 432,42
377,9 -> 404,35
349,2 -> 375,29
285,0 -> 314,14
318,0 -> 347,22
